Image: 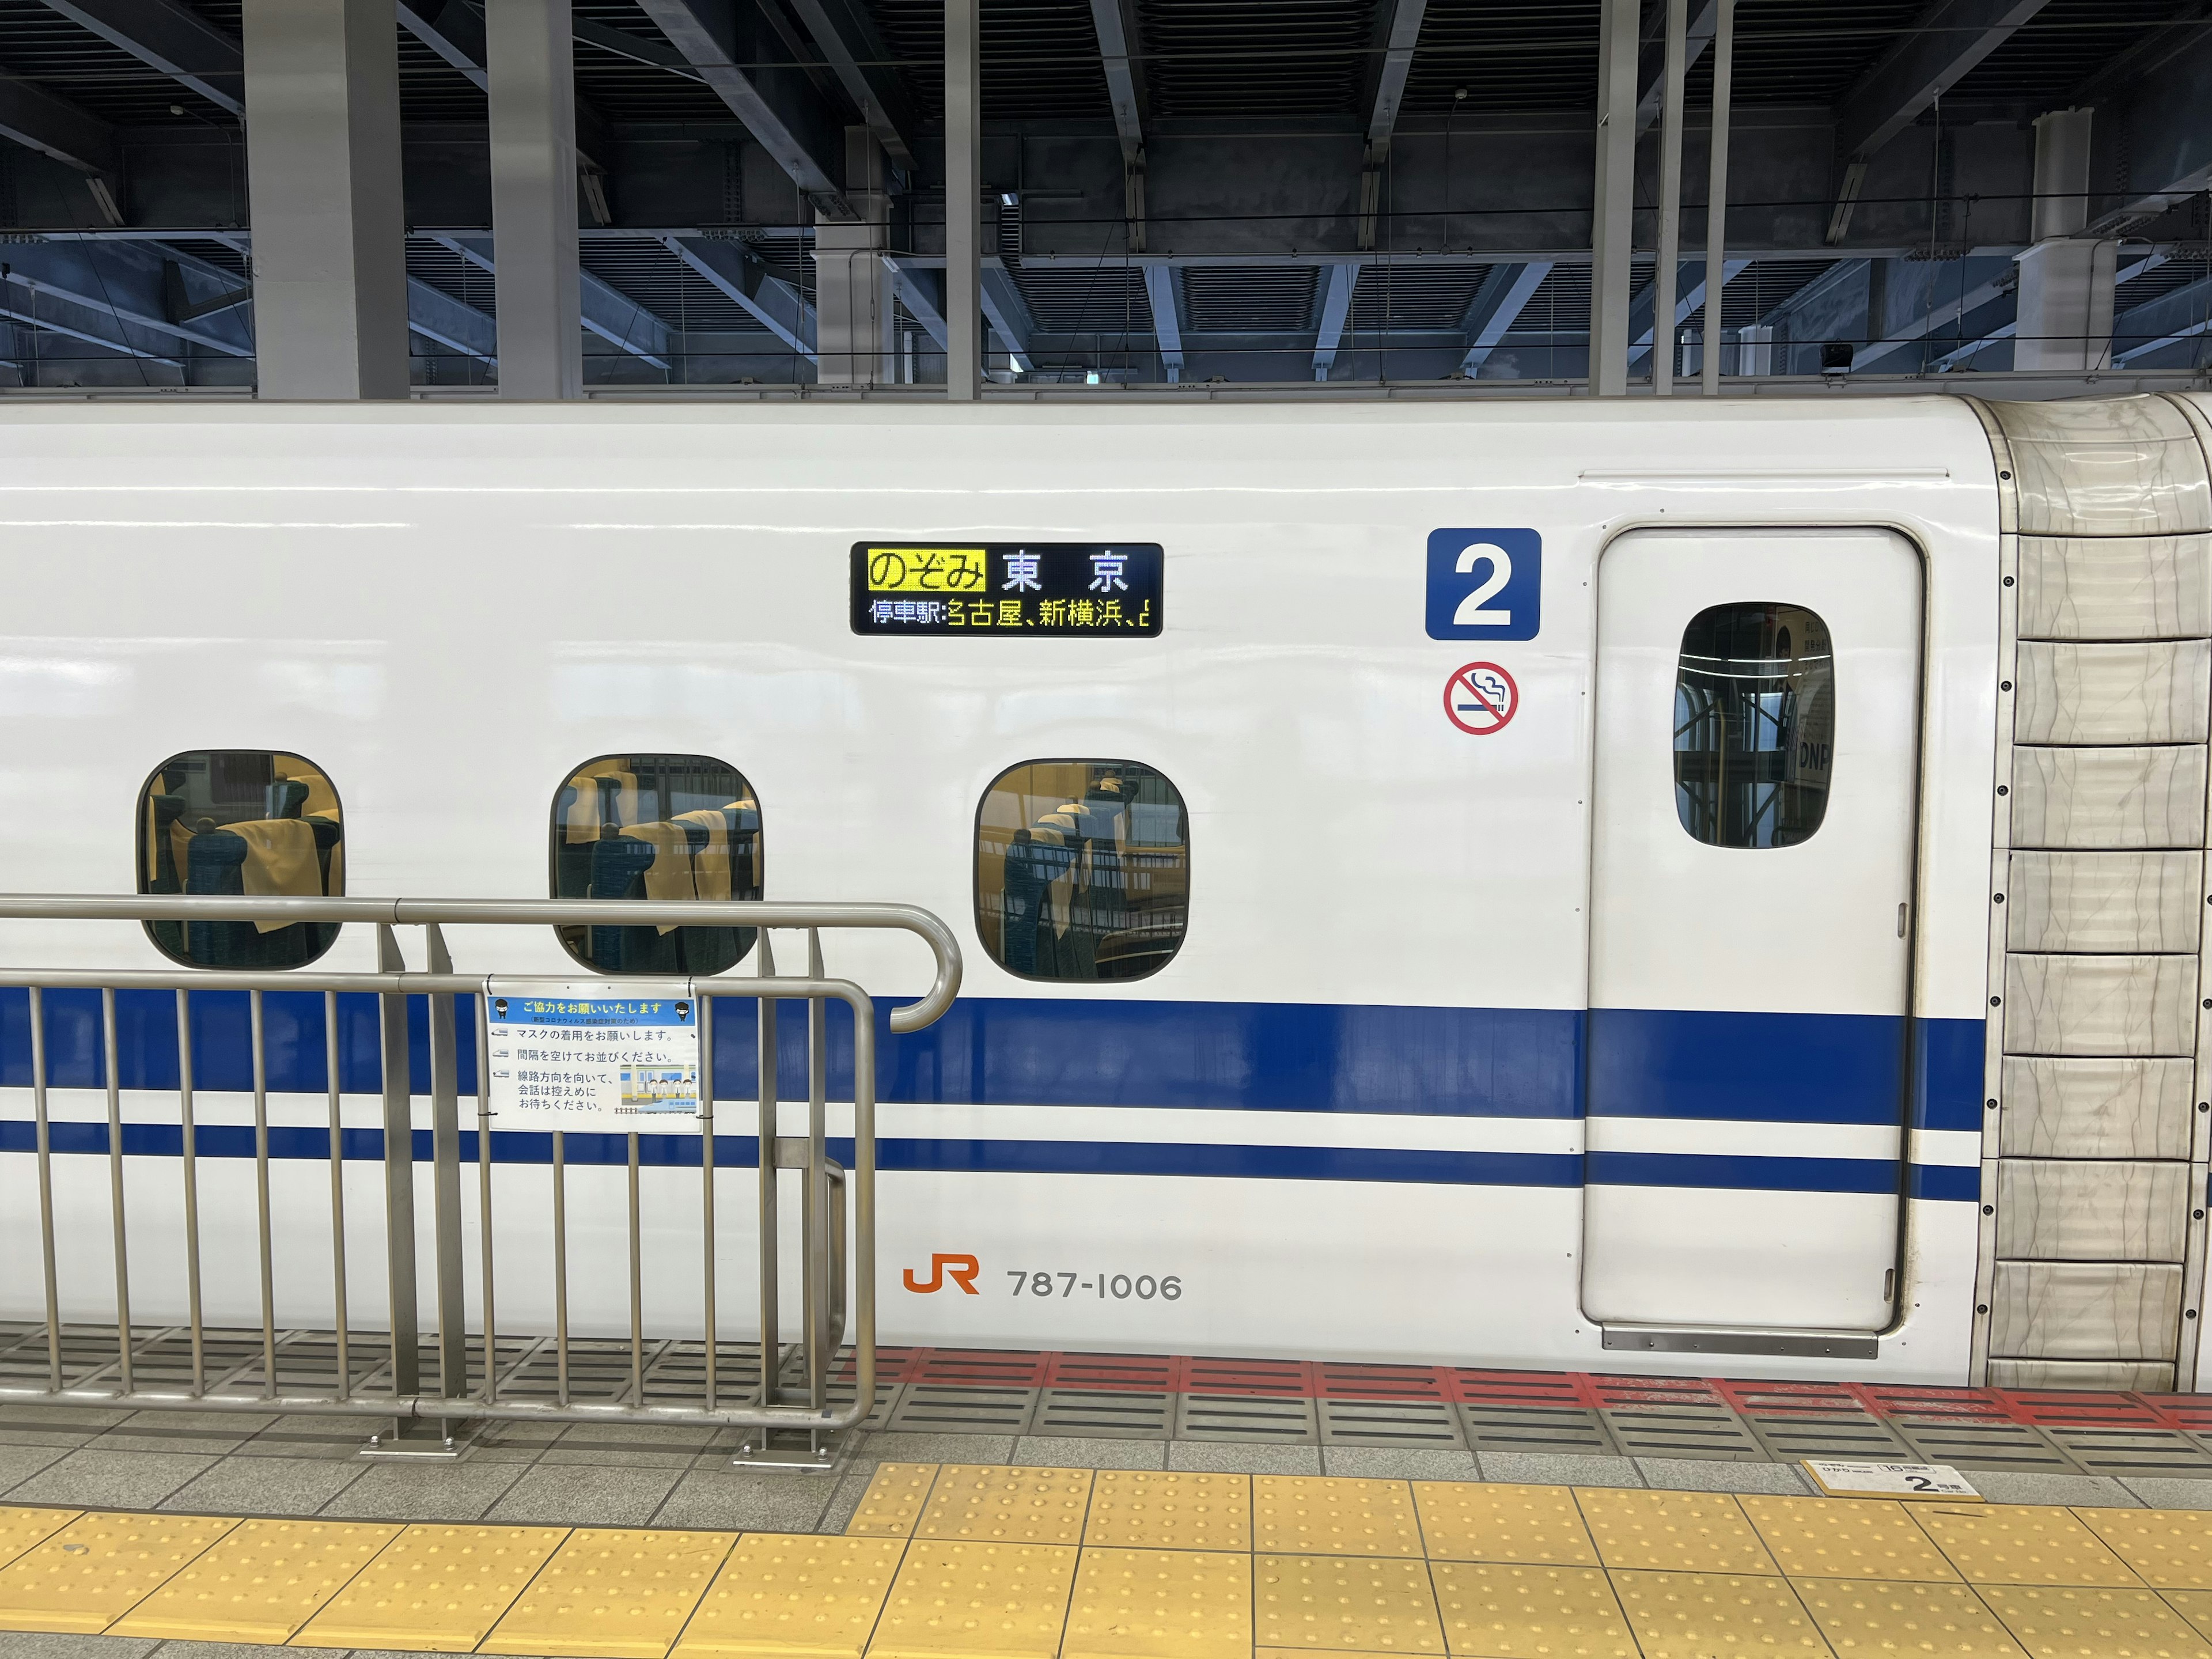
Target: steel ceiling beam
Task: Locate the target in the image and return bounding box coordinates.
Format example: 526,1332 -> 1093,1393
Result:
0,287 -> 180,364
37,0 -> 244,116
781,0 -> 916,169
396,0 -> 486,89
1828,0 -> 2052,240
1,262 -> 249,354
1628,256 -> 1748,366
1635,0 -> 1716,134
1311,260 -> 1355,380
1144,262 -> 1182,382
0,63 -> 119,173
406,275 -> 497,365
662,235 -> 815,359
978,260 -> 1034,372
885,257 -> 948,350
1853,268 -> 2016,370
1459,261 -> 1551,374
1361,0 -> 1427,152
433,235 -> 674,369
1088,0 -> 1145,156
629,0 -> 853,221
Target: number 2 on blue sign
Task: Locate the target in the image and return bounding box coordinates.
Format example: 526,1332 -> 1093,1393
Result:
1427,528 -> 1541,641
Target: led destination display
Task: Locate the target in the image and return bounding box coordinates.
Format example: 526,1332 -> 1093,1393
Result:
850,542 -> 1164,636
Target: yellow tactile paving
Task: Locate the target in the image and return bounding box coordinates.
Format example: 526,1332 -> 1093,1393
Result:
1575,1490 -> 1778,1577
670,1533 -> 906,1659
1741,1495 -> 1963,1582
914,1464 -> 1095,1545
2165,1589 -> 2212,1642
1913,1504 -> 2144,1588
1255,1475 -> 1426,1558
1794,1578 -> 2027,1657
868,1539 -> 1078,1658
2075,1509 -> 2212,1590
846,1463 -> 942,1539
0,1509 -> 76,1574
1977,1584 -> 2212,1659
1427,1560 -> 1637,1657
1061,1546 -> 1251,1658
0,1509 -> 238,1633
1082,1471 -> 1252,1552
1611,1569 -> 1834,1657
1415,1482 -> 1600,1567
479,1525 -> 735,1657
291,1522 -> 569,1653
109,1518 -> 402,1643
1255,1552 -> 1446,1652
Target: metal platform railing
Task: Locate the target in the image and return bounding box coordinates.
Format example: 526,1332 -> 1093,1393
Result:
0,893 -> 960,1462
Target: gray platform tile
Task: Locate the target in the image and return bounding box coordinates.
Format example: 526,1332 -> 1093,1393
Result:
6,1449 -> 218,1509
2120,1477 -> 2212,1509
158,1455 -> 368,1516
842,1432 -> 1017,1470
1013,1436 -> 1164,1472
485,1462 -> 684,1527
1637,1457 -> 1815,1496
819,1472 -> 874,1535
0,1635 -> 161,1659
0,1443 -> 67,1495
91,1418 -> 271,1457
537,1423 -> 714,1469
1166,1442 -> 1323,1476
317,1458 -> 525,1521
1477,1452 -> 1643,1489
1321,1448 -> 1480,1482
650,1468 -> 836,1532
0,1406 -> 128,1448
225,1419 -> 373,1463
1961,1471 -> 2143,1507
145,1643 -> 350,1659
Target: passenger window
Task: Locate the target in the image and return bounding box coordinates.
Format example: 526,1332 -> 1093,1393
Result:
139,750 -> 344,968
551,755 -> 762,975
976,760 -> 1188,981
1674,603 -> 1834,849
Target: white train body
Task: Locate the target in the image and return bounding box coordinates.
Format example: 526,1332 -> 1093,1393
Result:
1,393 -> 2206,1391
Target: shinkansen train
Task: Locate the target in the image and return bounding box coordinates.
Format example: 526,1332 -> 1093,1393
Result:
1,391 -> 2207,1393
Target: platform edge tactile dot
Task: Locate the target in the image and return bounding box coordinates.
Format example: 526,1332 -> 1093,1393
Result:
479,1525 -> 737,1659
1062,1545 -> 1252,1659
1976,1582 -> 2212,1659
867,1537 -> 1080,1659
1793,1575 -> 2028,1657
1608,1567 -> 1832,1658
846,1463 -> 942,1539
290,1521 -> 571,1654
108,1517 -> 404,1645
1738,1494 -> 1963,1582
1412,1480 -> 1601,1567
915,1464 -> 1096,1545
0,1509 -> 241,1634
1911,1501 -> 2147,1588
1573,1487 -> 1779,1576
1427,1558 -> 1638,1658
1082,1471 -> 1253,1553
1253,1551 -> 1447,1653
0,1510 -> 80,1575
671,1533 -> 907,1659
1252,1474 -> 1426,1559
2074,1506 -> 2212,1589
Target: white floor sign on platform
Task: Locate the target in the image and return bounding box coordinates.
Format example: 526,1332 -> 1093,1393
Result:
1801,1460 -> 1982,1501
484,981 -> 702,1133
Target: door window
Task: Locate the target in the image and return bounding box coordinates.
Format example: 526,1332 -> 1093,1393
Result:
1674,602 -> 1834,849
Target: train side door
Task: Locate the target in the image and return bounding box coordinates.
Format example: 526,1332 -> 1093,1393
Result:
1583,528 -> 1922,1335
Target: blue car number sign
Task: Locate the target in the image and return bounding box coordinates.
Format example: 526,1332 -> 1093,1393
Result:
1426,528 -> 1541,641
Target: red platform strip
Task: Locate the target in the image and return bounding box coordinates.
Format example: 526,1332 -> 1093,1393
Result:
827,1349 -> 2209,1421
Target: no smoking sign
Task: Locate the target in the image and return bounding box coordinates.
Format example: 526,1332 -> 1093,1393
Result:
1444,661 -> 1518,736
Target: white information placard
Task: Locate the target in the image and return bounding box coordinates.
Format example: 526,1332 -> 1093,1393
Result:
1801,1460 -> 1982,1501
485,981 -> 702,1133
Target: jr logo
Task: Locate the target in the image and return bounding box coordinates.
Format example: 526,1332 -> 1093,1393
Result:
903,1253 -> 981,1294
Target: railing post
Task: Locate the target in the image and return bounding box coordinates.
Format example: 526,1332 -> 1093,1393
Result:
373,923 -> 425,1446
423,926 -> 468,1416
755,931 -> 780,1404
803,929 -> 830,1414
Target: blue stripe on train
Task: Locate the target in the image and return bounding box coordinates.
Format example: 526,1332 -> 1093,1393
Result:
0,989 -> 1984,1130
0,1119 -> 1975,1196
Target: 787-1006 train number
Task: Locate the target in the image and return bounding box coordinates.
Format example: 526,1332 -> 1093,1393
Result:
1008,1271 -> 1183,1300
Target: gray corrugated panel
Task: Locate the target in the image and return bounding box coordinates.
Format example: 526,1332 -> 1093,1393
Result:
1457,1404 -> 1619,1456
1317,1399 -> 1467,1449
1130,0 -> 1374,121
885,1382 -> 1038,1434
1602,1407 -> 1767,1461
1032,1388 -> 1173,1438
1174,1392 -> 1320,1443
1349,264 -> 1495,334
1013,266 -> 1153,337
1180,266 -> 1321,335
1892,1418 -> 2085,1474
2040,1426 -> 2212,1476
1744,1412 -> 1919,1464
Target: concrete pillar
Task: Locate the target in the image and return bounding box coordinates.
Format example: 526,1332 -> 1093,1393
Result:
816,130 -> 893,385
2016,108 -> 2117,371
1651,0 -> 1687,393
488,0 -> 582,399
945,0 -> 980,400
241,0 -> 408,399
1588,0 -> 1637,395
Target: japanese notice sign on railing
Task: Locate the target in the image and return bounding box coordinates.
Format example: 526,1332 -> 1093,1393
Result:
484,982 -> 703,1132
